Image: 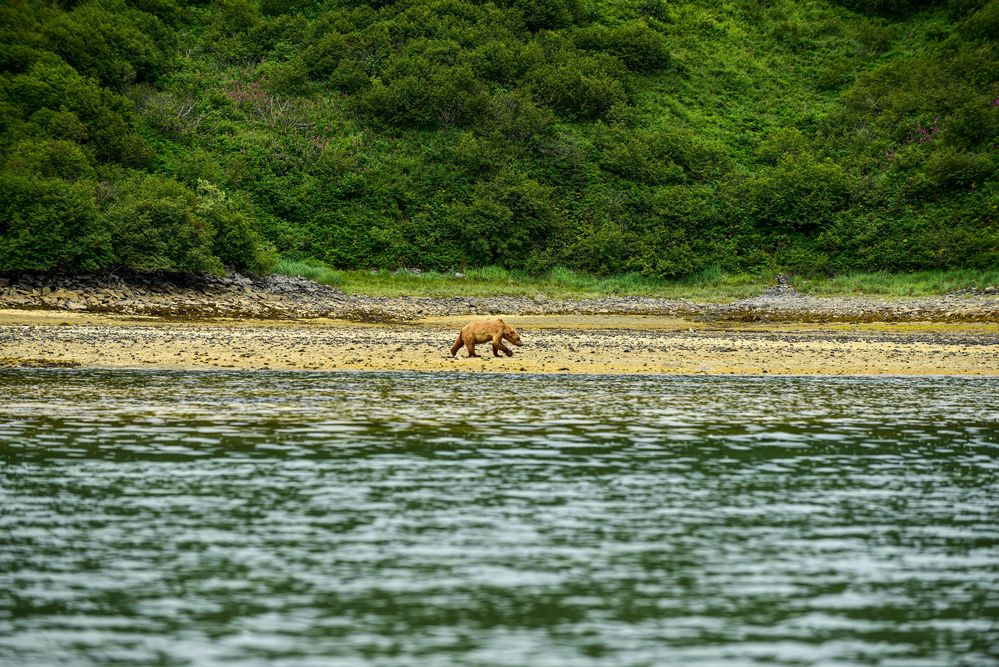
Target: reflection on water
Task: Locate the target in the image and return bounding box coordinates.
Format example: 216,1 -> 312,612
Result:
1,370 -> 998,666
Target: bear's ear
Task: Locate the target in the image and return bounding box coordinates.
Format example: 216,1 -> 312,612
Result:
497,318 -> 505,324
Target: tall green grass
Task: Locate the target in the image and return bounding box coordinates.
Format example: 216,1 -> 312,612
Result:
275,259 -> 768,300
276,259 -> 998,300
794,270 -> 999,297
273,259 -> 343,287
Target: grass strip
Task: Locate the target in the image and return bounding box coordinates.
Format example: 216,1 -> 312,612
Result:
274,260 -> 999,301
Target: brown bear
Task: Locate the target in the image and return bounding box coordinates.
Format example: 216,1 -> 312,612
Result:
450,318 -> 523,358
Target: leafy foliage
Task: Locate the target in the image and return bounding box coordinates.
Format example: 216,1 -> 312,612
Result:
0,175 -> 108,271
103,174 -> 222,275
1,0 -> 996,279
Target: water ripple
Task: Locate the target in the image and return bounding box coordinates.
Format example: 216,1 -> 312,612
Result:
1,370 -> 998,666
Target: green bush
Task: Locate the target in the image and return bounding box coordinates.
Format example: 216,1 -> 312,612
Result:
507,0 -> 582,31
597,127 -> 686,184
482,89 -> 554,143
617,184 -> 723,279
28,108 -> 90,144
3,61 -> 153,166
740,155 -> 853,232
756,128 -> 811,165
574,21 -> 671,72
361,49 -> 487,127
0,174 -> 109,271
558,219 -> 633,276
42,0 -> 169,88
128,0 -> 184,26
196,180 -> 276,274
526,52 -> 628,119
260,0 -> 312,16
261,59 -> 311,97
303,208 -> 390,269
469,40 -> 535,84
830,0 -> 946,15
627,225 -> 700,279
450,170 -> 559,270
5,138 -> 95,181
943,97 -> 999,150
924,146 -> 995,190
103,174 -> 223,274
819,188 -> 998,272
214,0 -> 259,35
958,0 -> 999,39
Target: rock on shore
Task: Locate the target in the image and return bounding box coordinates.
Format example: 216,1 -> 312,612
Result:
0,271 -> 997,323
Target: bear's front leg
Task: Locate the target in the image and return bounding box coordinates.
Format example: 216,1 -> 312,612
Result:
493,338 -> 513,357
465,339 -> 480,357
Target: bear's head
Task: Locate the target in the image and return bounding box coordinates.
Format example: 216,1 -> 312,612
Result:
502,324 -> 522,346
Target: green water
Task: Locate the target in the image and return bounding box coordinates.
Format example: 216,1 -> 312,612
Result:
1,370 -> 998,666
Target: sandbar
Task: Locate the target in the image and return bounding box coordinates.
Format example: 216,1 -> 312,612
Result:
1,309 -> 996,375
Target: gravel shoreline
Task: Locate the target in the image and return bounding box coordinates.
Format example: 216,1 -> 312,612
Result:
3,313 -> 997,375
1,271 -> 997,323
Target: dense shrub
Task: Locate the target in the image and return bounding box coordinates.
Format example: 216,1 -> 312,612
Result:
2,61 -> 153,165
451,171 -> 559,270
468,40 -> 536,83
958,0 -> 999,39
526,52 -> 628,119
574,21 -> 671,72
830,0 -> 948,15
622,184 -> 724,278
361,58 -> 487,128
42,0 -> 170,89
628,225 -> 700,278
128,0 -> 185,25
756,128 -> 811,165
598,125 -> 731,184
196,180 -> 276,274
558,219 -> 634,276
740,155 -> 854,232
481,90 -> 554,143
819,193 -> 998,272
103,174 -> 222,274
598,127 -> 686,184
924,146 -> 995,190
5,138 -> 95,180
0,175 -> 108,271
506,0 -> 582,31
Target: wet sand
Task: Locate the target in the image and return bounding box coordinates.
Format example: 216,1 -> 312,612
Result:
1,310 -> 997,375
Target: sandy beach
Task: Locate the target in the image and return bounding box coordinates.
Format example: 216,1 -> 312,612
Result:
2,309 -> 997,375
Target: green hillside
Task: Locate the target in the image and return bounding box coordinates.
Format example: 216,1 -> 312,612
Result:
1,0 -> 996,280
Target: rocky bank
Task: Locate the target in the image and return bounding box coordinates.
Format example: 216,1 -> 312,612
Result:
1,271 -> 997,323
